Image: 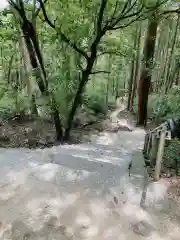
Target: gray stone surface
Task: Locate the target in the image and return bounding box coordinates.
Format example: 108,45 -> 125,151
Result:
0,107 -> 179,239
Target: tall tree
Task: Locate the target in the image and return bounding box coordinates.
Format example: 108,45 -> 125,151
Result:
130,22 -> 142,109
165,14 -> 180,92
137,13 -> 158,125
39,0 -> 166,140
9,0 -> 64,140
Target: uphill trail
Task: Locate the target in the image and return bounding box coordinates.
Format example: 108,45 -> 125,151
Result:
0,101 -> 179,239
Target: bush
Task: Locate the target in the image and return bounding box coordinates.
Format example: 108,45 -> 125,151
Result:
84,92 -> 108,115
163,138 -> 180,176
146,86 -> 180,176
0,107 -> 15,120
133,86 -> 180,124
143,86 -> 180,123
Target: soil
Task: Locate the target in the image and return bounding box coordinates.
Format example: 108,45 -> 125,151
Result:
0,110 -> 113,149
0,107 -> 158,149
165,177 -> 180,213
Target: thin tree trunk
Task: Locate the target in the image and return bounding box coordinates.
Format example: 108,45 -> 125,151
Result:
130,23 -> 142,109
115,77 -> 119,100
165,14 -> 180,93
64,56 -> 96,140
106,55 -> 112,104
169,66 -> 177,89
137,14 -> 158,125
154,22 -> 168,92
175,67 -> 180,85
22,26 -> 64,141
127,28 -> 138,110
159,28 -> 171,90
19,32 -> 38,115
127,58 -> 135,109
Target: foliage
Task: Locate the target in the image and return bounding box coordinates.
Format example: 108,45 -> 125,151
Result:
0,0 -> 180,143
163,138 -> 180,175
147,86 -> 180,123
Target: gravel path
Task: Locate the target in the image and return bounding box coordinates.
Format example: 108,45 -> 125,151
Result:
0,106 -> 179,239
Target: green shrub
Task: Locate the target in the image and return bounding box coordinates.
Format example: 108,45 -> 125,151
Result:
163,138 -> 180,176
84,92 -> 108,115
140,86 -> 180,123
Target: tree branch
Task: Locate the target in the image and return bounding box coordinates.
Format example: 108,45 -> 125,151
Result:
37,0 -> 89,60
90,70 -> 110,74
105,0 -> 168,31
111,14 -> 144,30
90,0 -> 109,54
109,0 -> 119,22
161,8 -> 180,15
37,0 -> 55,28
97,51 -> 127,57
8,0 -> 23,16
97,0 -> 108,33
35,0 -> 48,18
122,0 -> 138,18
121,0 -> 131,16
107,4 -> 144,30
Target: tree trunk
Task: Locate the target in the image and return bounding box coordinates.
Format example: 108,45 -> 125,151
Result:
106,55 -> 112,104
31,94 -> 38,115
158,24 -> 171,91
127,27 -> 138,110
50,94 -> 64,141
23,34 -> 47,94
130,23 -> 142,110
175,67 -> 180,85
22,27 -> 64,141
64,57 -> 96,141
154,21 -> 169,92
165,14 -> 180,93
19,31 -> 38,115
137,15 -> 158,125
127,57 -> 135,110
115,77 -> 119,100
169,66 -> 177,89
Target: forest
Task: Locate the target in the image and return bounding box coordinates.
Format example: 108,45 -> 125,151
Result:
0,0 -> 180,162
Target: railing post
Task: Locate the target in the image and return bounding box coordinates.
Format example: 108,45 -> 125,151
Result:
154,126 -> 166,181
140,165 -> 149,208
150,134 -> 159,166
